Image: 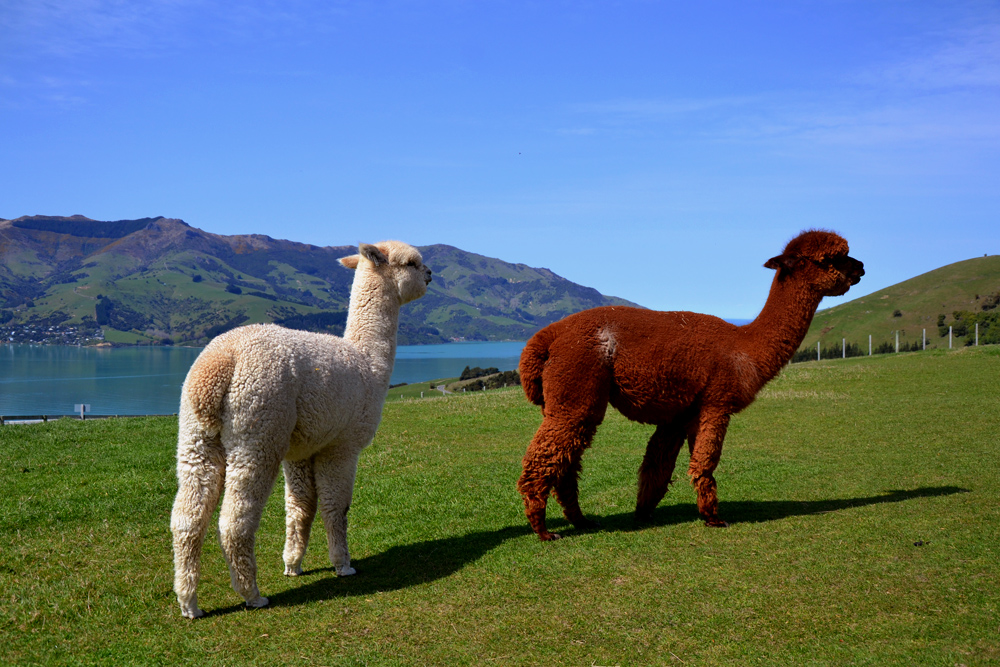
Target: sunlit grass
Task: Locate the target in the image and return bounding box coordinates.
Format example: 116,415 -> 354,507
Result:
2,347 -> 998,665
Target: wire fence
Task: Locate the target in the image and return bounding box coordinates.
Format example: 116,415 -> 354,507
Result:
0,414 -> 176,426
793,323 -> 993,364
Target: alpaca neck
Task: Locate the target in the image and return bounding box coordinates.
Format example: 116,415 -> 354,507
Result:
343,274 -> 400,386
741,276 -> 824,382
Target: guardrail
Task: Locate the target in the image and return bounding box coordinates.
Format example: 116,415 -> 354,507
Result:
0,414 -> 177,425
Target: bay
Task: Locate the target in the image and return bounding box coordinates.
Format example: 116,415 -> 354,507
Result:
0,341 -> 524,416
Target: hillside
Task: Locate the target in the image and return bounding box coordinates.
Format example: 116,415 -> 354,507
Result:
802,255 -> 1000,353
0,215 -> 637,346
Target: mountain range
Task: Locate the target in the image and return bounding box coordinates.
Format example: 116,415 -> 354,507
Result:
0,215 -> 637,345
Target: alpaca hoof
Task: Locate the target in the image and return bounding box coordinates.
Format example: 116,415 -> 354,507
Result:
335,565 -> 356,577
705,518 -> 729,528
284,564 -> 303,576
180,606 -> 206,619
538,532 -> 562,541
245,596 -> 269,609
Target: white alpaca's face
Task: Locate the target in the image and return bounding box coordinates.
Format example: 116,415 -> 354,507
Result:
388,245 -> 432,304
340,241 -> 432,305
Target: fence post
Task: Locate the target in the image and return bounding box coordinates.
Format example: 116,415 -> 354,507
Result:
842,338 -> 846,358
923,328 -> 926,351
895,331 -> 899,353
869,334 -> 872,356
976,322 -> 979,346
949,325 -> 953,349
817,340 -> 821,361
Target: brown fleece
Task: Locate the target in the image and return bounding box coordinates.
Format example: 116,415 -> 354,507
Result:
517,230 -> 864,540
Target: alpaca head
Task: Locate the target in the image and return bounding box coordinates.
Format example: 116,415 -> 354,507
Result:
764,230 -> 864,297
339,241 -> 432,304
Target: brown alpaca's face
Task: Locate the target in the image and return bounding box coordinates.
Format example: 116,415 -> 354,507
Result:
765,231 -> 864,296
813,252 -> 865,296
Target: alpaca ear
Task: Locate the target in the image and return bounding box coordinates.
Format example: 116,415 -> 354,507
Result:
764,255 -> 804,273
339,255 -> 360,270
359,243 -> 388,267
764,255 -> 784,270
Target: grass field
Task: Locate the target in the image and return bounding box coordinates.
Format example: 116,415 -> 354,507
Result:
2,347 -> 998,665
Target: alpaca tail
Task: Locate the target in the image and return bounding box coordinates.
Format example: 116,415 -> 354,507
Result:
519,326 -> 557,407
181,343 -> 237,434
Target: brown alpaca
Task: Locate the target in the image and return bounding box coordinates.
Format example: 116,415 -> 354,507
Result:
517,230 -> 864,540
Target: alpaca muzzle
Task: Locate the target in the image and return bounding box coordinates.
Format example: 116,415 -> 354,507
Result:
847,257 -> 864,285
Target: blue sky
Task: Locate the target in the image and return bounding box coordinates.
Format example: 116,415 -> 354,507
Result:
2,1 -> 998,318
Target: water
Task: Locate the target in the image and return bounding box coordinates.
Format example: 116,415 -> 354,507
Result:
0,341 -> 525,416
392,341 -> 525,385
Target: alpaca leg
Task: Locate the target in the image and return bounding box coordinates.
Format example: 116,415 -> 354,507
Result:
635,423 -> 686,522
518,337 -> 610,541
282,458 -> 317,576
218,447 -> 283,608
518,418 -> 600,541
687,412 -> 731,527
315,446 -> 361,576
553,452 -> 598,529
171,431 -> 226,619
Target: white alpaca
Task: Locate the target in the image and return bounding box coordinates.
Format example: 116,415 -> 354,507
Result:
170,241 -> 432,618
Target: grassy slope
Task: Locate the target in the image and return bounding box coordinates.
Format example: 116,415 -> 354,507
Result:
806,255 -> 1000,351
54,248 -> 340,344
2,348 -> 998,665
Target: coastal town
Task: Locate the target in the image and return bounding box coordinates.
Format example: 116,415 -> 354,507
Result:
1,320 -> 105,346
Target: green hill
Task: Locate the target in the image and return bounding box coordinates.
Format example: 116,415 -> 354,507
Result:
0,215 -> 638,346
802,255 -> 1000,354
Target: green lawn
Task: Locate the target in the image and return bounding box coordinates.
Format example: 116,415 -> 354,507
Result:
2,347 -> 998,665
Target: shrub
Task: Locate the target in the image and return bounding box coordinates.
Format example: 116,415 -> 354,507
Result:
484,370 -> 520,389
981,291 -> 1000,311
792,341 -> 866,363
460,365 -> 500,381
95,297 -> 151,330
873,341 -> 895,355
459,370 -> 521,392
938,313 -> 950,337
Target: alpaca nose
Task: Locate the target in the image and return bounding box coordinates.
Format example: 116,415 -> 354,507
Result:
851,258 -> 865,284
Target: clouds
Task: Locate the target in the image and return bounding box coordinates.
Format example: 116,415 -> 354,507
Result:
2,0 -> 198,57
858,22 -> 1000,91
565,20 -> 1000,156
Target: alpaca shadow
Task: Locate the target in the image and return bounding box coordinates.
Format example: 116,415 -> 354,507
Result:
203,524 -> 531,617
595,485 -> 970,533
199,487 -> 968,616
258,524 -> 531,612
